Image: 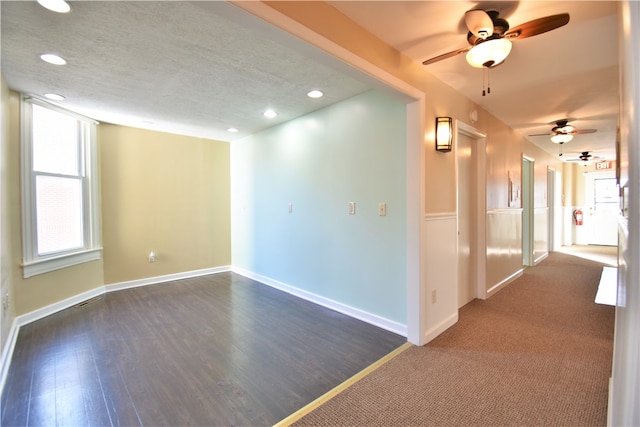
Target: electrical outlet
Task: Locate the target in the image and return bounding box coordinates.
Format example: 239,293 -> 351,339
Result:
2,292 -> 8,310
348,202 -> 356,215
149,251 -> 156,263
431,289 -> 437,304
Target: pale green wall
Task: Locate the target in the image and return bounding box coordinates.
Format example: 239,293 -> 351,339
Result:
231,90 -> 407,324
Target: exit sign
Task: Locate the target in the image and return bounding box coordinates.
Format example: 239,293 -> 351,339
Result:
596,161 -> 612,170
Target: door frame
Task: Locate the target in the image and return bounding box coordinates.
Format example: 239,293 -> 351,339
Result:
522,156 -> 535,266
456,121 -> 487,300
548,167 -> 555,252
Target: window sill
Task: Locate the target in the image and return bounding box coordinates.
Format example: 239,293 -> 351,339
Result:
22,248 -> 103,278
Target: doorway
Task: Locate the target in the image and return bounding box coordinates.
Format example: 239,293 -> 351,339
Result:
456,122 -> 486,307
522,157 -> 534,266
458,131 -> 475,308
548,168 -> 555,252
585,171 -> 618,246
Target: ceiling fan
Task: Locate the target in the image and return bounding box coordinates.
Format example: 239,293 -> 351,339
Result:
529,119 -> 597,144
563,151 -> 603,163
422,9 -> 570,69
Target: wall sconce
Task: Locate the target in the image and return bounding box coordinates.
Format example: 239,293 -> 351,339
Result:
435,117 -> 453,152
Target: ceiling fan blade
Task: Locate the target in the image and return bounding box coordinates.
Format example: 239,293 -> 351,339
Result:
504,13 -> 570,40
465,9 -> 493,39
422,46 -> 471,66
572,129 -> 597,134
528,132 -> 552,137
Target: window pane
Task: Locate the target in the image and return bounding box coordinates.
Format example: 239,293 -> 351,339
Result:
594,178 -> 619,214
32,104 -> 79,175
594,178 -> 618,203
35,175 -> 84,255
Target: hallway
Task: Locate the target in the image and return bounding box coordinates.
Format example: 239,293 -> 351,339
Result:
557,244 -> 617,267
291,252 -> 615,426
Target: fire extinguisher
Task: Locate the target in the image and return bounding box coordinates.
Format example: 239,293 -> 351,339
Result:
574,209 -> 583,226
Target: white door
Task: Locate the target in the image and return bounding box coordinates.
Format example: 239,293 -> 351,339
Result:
458,132 -> 475,308
586,172 -> 618,246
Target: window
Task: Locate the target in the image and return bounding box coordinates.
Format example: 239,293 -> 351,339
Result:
21,97 -> 101,278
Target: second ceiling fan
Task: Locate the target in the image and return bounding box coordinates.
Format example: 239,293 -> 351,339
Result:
529,119 -> 597,144
422,9 -> 570,69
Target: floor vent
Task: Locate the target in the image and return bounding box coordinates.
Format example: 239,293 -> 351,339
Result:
74,296 -> 103,308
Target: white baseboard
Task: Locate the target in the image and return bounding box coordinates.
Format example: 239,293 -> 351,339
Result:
1,265 -> 232,398
2,264 -> 406,398
105,265 -> 230,292
231,267 -> 408,337
534,252 -> 549,265
487,269 -> 524,298
0,318 -> 19,394
2,288 -> 106,398
17,286 -> 106,327
424,311 -> 458,343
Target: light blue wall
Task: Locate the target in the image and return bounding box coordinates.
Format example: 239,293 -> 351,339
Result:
230,90 -> 407,324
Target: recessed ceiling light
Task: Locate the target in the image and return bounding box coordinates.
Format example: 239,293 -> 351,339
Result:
263,109 -> 277,118
227,128 -> 239,133
307,90 -> 323,98
37,0 -> 71,13
44,93 -> 65,101
40,53 -> 67,65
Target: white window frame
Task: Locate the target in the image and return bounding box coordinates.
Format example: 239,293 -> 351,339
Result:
21,96 -> 102,278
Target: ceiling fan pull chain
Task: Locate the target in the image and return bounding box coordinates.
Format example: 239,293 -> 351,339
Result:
482,68 -> 486,96
487,68 -> 491,94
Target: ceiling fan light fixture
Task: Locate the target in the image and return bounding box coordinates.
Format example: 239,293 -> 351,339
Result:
465,37 -> 512,68
550,133 -> 573,144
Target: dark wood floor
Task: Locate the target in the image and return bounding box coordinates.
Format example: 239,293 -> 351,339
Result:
1,272 -> 406,426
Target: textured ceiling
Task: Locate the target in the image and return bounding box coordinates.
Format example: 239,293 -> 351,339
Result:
1,1 -> 373,141
1,1 -> 620,161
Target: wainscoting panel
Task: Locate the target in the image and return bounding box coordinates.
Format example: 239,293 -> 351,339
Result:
424,213 -> 458,342
534,206 -> 550,264
487,209 -> 523,297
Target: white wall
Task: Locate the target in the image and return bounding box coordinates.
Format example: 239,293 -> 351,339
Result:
610,2 -> 640,425
231,90 -> 407,330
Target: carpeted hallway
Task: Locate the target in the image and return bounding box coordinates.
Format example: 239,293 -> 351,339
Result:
292,252 -> 615,426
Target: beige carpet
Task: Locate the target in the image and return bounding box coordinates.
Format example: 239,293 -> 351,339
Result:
293,252 -> 615,426
557,244 -> 617,266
